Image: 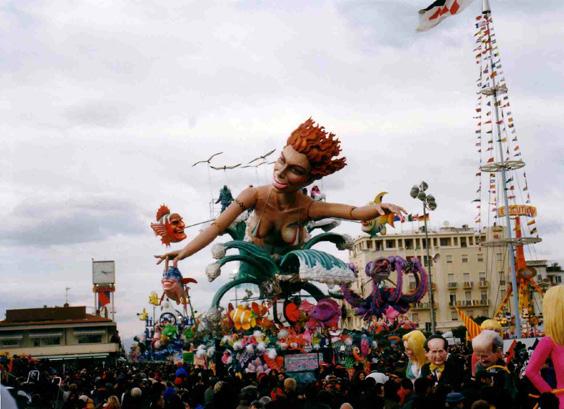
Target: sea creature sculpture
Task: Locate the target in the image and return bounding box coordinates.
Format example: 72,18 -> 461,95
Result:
341,256 -> 428,321
161,267 -> 197,306
361,192 -> 396,237
151,205 -> 187,246
301,298 -> 341,329
229,304 -> 256,331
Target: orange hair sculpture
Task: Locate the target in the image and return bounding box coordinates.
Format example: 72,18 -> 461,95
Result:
286,118 -> 347,180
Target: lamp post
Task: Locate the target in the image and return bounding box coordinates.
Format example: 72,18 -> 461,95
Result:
410,181 -> 437,334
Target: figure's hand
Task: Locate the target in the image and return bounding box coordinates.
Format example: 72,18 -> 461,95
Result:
155,254 -> 167,265
379,203 -> 407,221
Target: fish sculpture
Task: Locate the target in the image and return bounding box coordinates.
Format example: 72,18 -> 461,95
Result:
150,204 -> 187,246
161,267 -> 197,306
361,192 -> 396,237
229,304 -> 256,331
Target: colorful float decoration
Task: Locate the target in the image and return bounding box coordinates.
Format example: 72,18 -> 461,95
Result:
341,256 -> 428,321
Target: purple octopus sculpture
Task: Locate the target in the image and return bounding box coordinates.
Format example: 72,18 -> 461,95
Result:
341,256 -> 428,321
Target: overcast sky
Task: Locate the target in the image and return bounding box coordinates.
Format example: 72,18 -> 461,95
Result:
1,0 -> 563,342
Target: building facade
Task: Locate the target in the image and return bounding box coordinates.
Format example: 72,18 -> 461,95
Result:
0,305 -> 120,360
343,225 -> 512,332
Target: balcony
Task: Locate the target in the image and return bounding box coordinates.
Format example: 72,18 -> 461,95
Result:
412,302 -> 431,310
473,299 -> 489,306
451,300 -> 473,308
463,281 -> 474,289
479,279 -> 489,288
448,282 -> 458,289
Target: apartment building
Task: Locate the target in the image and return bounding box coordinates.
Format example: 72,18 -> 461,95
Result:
343,225 -> 512,332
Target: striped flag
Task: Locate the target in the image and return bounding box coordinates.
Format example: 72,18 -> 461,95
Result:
417,0 -> 476,32
456,307 -> 481,339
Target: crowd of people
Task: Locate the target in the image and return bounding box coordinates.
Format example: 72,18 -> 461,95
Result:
0,331 -> 559,409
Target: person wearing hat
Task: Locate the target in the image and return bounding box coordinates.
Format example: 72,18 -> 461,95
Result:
445,392 -> 465,408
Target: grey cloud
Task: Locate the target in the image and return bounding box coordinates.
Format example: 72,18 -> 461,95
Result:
64,100 -> 134,128
0,195 -> 145,247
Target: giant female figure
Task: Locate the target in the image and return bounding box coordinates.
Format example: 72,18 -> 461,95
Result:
157,118 -> 405,271
525,285 -> 564,408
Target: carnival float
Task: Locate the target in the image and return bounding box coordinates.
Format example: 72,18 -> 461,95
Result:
130,118 -> 430,377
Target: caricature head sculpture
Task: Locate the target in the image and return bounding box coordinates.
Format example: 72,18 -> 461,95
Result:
151,204 -> 186,246
161,267 -> 183,292
285,118 -> 347,182
402,330 -> 427,367
543,284 -> 564,345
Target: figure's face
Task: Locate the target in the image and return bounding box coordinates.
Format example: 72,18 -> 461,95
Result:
404,340 -> 415,361
166,213 -> 186,242
426,338 -> 448,366
272,145 -> 311,192
161,278 -> 179,291
474,344 -> 501,368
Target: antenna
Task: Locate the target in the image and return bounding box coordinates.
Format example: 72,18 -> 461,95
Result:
65,287 -> 71,305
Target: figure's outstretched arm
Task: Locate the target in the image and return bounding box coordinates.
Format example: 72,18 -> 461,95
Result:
308,200 -> 406,221
155,187 -> 257,266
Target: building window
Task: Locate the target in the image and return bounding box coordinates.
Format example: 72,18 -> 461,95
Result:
77,334 -> 103,344
481,291 -> 488,302
496,253 -> 503,262
411,313 -> 419,322
460,237 -> 467,248
446,255 -> 453,263
453,237 -> 458,246
405,239 -> 413,249
433,238 -> 438,247
477,254 -> 484,262
469,236 -> 474,245
555,276 -> 562,283
449,294 -> 457,306
451,311 -> 459,321
367,240 -> 373,249
448,273 -> 454,282
462,255 -> 469,263
42,337 -> 61,346
440,237 -> 451,247
465,291 -> 471,300
386,239 -> 396,249
0,339 -> 21,347
463,273 -> 470,281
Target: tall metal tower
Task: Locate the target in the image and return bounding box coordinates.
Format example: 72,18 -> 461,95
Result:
472,0 -> 542,338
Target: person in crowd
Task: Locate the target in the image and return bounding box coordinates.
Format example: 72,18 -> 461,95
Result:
396,378 -> 414,408
104,395 -> 121,409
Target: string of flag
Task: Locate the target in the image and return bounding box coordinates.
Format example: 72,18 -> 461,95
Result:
473,13 -> 539,239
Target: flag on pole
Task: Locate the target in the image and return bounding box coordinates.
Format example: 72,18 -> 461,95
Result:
417,0 -> 476,32
456,307 -> 481,339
